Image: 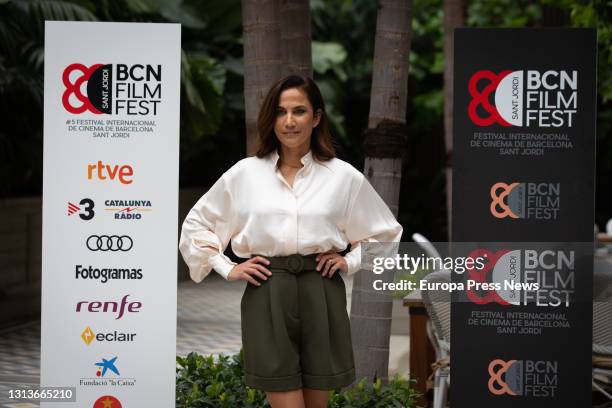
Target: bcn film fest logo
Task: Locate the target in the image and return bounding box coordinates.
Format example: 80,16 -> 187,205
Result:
468,70 -> 577,127
490,182 -> 560,220
466,248 -> 575,308
488,359 -> 558,397
62,63 -> 162,115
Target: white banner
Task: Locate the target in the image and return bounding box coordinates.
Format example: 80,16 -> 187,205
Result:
41,21 -> 180,407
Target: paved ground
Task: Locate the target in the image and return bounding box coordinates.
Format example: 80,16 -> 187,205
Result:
0,274 -> 410,407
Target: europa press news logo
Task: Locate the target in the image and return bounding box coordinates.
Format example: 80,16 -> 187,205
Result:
468,70 -> 578,127
62,63 -> 162,115
490,182 -> 561,220
488,359 -> 558,397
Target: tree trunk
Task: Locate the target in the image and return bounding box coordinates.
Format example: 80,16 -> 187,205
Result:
279,0 -> 312,78
242,0 -> 283,155
350,0 -> 412,385
443,0 -> 465,239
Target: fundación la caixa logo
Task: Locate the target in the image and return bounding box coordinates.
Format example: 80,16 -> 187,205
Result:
490,182 -> 560,220
468,70 -> 578,127
488,359 -> 558,398
62,63 -> 162,115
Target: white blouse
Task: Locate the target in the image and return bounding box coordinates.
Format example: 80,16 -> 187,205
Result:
179,150 -> 403,282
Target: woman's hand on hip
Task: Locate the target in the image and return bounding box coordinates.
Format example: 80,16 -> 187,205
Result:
227,256 -> 272,286
316,251 -> 347,278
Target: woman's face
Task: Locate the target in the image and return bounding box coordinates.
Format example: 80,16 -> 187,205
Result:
274,87 -> 321,151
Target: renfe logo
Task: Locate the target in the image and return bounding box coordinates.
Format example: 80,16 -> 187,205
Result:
87,161 -> 133,184
469,70 -> 577,127
76,294 -> 142,320
62,63 -> 161,115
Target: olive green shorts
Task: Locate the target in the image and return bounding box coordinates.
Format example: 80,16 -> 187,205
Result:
240,254 -> 355,392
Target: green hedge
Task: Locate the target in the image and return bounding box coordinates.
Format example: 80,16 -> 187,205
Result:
176,351 -> 419,407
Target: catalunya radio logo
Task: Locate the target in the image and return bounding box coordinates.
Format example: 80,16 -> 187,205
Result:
62,63 -> 162,115
468,70 -> 577,128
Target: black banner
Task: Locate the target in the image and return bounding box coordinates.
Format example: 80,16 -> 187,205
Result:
451,28 -> 597,407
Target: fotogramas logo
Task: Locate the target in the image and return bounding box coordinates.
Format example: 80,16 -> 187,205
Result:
468,70 -> 577,128
75,265 -> 143,283
488,359 -> 558,397
62,63 -> 162,115
490,182 -> 560,220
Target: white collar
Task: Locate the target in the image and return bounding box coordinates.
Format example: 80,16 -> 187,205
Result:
269,149 -> 313,168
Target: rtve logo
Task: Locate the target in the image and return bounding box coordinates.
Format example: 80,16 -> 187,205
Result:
87,161 -> 133,184
468,70 -> 577,128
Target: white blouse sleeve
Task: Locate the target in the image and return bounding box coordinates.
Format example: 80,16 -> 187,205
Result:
179,175 -> 237,282
343,175 -> 403,275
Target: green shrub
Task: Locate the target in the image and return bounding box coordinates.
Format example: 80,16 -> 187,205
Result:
328,376 -> 419,408
176,351 -> 270,408
176,351 -> 419,408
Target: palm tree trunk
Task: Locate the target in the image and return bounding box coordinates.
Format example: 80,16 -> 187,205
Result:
443,0 -> 465,239
279,0 -> 312,78
350,0 -> 412,385
242,0 -> 283,155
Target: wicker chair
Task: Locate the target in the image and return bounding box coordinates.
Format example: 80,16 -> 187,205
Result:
421,269 -> 452,408
593,260 -> 612,402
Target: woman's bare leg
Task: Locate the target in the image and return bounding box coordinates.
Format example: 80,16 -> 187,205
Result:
303,388 -> 329,408
266,390 -> 305,408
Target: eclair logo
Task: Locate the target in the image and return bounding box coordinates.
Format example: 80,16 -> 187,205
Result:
469,70 -> 577,128
488,359 -> 558,397
490,182 -> 560,220
62,63 -> 161,116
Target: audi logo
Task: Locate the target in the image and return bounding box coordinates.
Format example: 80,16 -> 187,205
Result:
86,235 -> 133,252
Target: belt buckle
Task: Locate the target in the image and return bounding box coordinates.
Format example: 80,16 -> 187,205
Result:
286,254 -> 304,274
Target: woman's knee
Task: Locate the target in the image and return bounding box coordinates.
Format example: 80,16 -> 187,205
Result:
266,389 -> 305,408
302,388 -> 329,408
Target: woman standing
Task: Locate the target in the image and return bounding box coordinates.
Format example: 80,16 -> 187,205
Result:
180,75 -> 402,408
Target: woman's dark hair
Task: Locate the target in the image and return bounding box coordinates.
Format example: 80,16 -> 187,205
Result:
256,75 -> 336,161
